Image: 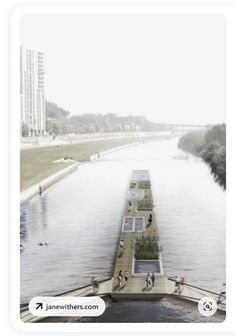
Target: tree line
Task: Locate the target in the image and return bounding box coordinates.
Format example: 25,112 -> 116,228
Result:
178,124 -> 226,189
45,101 -> 172,135
21,101 -> 175,136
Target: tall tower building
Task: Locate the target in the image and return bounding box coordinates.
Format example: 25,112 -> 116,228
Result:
20,47 -> 46,136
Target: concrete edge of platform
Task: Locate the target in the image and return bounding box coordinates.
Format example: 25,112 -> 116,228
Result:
110,293 -> 167,300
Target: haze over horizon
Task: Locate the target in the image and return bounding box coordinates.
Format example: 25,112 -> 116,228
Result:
21,14 -> 225,125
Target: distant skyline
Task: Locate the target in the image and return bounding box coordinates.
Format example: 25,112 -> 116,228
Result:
21,14 -> 225,125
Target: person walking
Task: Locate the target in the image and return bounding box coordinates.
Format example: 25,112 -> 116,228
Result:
175,276 -> 182,293
147,274 -> 152,289
118,270 -> 123,288
151,271 -> 155,287
90,277 -> 99,293
124,270 -> 129,283
120,239 -> 125,252
145,273 -> 152,289
148,214 -> 152,226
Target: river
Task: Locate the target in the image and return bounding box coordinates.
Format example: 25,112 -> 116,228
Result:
20,138 -> 225,321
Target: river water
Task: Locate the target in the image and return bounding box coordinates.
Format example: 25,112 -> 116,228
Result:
20,138 -> 225,321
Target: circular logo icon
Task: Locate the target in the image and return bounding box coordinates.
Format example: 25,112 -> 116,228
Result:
198,297 -> 217,317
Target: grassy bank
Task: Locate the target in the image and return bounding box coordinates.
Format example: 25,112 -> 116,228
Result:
21,135 -> 168,191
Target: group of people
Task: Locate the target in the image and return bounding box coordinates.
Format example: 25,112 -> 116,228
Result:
145,272 -> 155,289
117,270 -> 129,288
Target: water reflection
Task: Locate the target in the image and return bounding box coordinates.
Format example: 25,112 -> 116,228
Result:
20,204 -> 27,241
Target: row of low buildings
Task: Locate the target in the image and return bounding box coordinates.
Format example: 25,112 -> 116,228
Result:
20,46 -> 46,136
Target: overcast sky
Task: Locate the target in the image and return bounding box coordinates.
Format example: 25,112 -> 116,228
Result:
21,14 -> 225,125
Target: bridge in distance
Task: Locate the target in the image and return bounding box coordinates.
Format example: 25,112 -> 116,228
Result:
164,123 -> 208,132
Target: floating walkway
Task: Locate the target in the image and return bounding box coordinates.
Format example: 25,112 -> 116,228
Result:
111,169 -> 169,299
20,170 -> 225,322
110,170 -> 226,308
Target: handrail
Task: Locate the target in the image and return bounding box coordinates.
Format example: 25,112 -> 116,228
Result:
20,277 -> 112,313
168,277 -> 226,297
54,277 -> 112,296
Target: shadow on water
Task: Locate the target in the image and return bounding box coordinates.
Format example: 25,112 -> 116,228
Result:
39,297 -> 225,323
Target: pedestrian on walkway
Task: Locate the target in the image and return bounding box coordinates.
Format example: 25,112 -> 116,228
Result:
175,276 -> 182,293
124,270 -> 129,283
145,273 -> 152,289
118,270 -> 123,288
120,239 -> 124,252
151,271 -> 155,286
147,276 -> 152,289
148,213 -> 152,226
90,277 -> 99,292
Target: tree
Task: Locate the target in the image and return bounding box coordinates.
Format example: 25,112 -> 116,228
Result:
49,123 -> 59,136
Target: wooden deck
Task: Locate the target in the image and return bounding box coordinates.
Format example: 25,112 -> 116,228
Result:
111,170 -> 168,299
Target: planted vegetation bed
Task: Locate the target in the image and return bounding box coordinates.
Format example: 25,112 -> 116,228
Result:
134,236 -> 159,260
137,199 -> 153,211
133,236 -> 161,274
138,181 -> 151,189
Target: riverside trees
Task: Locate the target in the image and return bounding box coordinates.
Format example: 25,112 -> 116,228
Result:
45,101 -> 172,135
178,124 -> 226,189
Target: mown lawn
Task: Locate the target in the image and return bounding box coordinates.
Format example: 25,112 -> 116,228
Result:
20,135 -> 167,191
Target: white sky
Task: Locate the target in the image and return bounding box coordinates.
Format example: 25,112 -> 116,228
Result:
21,14 -> 225,125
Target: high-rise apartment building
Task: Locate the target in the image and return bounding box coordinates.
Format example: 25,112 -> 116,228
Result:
20,47 -> 46,136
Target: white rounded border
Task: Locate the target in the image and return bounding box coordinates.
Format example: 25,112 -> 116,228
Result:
11,2 -> 236,333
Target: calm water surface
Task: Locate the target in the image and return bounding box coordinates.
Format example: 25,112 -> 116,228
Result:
20,138 -> 225,321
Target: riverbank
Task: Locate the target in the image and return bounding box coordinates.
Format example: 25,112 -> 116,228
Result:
20,142 -> 142,203
21,134 -> 172,191
21,131 -> 174,150
20,163 -> 78,204
178,124 -> 226,189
